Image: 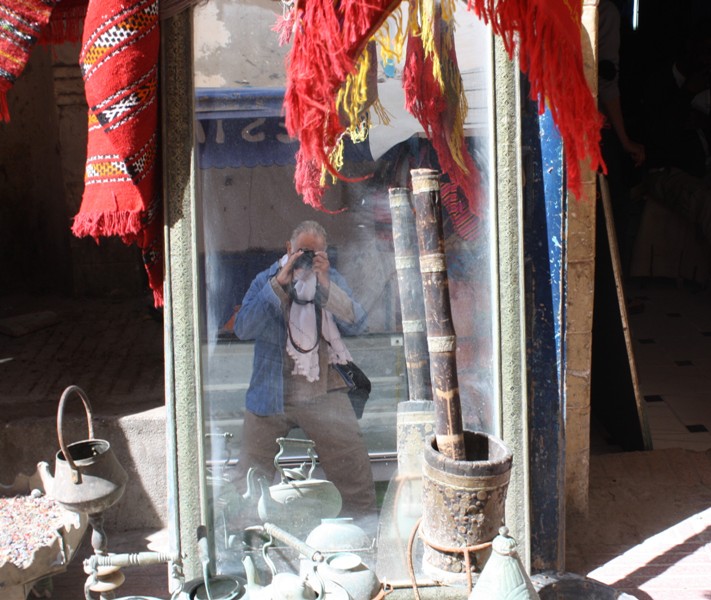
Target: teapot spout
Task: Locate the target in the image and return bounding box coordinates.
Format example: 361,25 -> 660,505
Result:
257,476 -> 279,522
243,467 -> 258,503
36,461 -> 54,496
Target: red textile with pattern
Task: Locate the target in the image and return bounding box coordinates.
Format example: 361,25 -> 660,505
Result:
0,0 -> 58,120
0,0 -> 86,121
468,0 -> 604,198
72,0 -> 163,305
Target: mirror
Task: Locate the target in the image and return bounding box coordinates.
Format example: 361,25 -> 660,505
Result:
192,0 -> 499,581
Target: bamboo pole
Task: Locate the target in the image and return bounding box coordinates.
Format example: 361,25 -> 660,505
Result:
388,187 -> 433,403
410,169 -> 466,460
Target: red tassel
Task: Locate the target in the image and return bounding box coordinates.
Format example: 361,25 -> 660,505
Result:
284,0 -> 402,210
41,3 -> 87,45
467,0 -> 604,199
402,21 -> 485,231
73,0 -> 163,304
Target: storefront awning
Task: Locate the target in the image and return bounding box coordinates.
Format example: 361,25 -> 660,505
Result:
195,87 -> 372,169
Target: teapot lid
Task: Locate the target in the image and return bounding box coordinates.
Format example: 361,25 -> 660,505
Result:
326,553 -> 363,571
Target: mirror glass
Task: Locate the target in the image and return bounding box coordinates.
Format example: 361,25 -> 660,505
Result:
193,0 -> 497,582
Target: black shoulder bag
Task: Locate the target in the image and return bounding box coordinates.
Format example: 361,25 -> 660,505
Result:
333,360 -> 371,419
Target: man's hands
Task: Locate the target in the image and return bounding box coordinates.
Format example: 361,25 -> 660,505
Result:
311,250 -> 330,290
275,249 -> 330,291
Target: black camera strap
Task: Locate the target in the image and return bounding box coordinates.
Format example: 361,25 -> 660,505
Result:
286,299 -> 322,354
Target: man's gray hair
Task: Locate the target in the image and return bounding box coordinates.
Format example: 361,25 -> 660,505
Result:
290,220 -> 328,246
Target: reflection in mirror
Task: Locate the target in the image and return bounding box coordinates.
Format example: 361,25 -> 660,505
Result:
193,0 -> 497,584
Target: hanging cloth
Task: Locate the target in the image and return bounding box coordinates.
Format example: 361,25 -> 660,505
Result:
467,0 -> 605,197
71,0 -> 163,305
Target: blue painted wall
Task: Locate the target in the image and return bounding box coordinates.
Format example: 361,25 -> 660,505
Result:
521,87 -> 566,570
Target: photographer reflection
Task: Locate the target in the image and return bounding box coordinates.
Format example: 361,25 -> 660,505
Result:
232,220 -> 377,523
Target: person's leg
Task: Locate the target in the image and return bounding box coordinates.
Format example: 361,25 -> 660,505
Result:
230,410 -> 292,493
295,390 -> 377,519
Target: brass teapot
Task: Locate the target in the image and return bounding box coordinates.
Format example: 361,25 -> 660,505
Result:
38,385 -> 127,514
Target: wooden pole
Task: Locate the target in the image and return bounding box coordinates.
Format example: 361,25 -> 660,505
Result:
410,168 -> 466,460
388,187 -> 433,403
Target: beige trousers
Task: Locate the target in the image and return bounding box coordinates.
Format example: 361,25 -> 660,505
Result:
236,388 -> 377,518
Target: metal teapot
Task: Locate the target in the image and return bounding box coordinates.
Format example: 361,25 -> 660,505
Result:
316,552 -> 381,600
37,385 -> 127,514
257,438 -> 342,537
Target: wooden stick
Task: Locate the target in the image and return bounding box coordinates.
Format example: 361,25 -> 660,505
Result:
410,169 -> 465,460
389,187 -> 433,403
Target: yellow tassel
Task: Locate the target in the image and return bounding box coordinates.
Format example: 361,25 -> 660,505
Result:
407,0 -> 421,37
329,138 -> 345,180
349,115 -> 369,143
421,0 -> 435,58
374,5 -> 406,66
337,47 -> 372,133
440,0 -> 456,23
413,0 -> 445,94
371,97 -> 392,126
442,22 -> 470,174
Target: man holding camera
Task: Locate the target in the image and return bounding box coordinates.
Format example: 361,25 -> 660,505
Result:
233,220 -> 377,521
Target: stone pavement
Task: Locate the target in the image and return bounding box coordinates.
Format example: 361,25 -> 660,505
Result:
566,448 -> 711,599
0,291 -> 164,421
2,292 -> 711,599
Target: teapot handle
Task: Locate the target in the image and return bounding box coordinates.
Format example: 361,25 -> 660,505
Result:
56,385 -> 95,483
274,437 -> 317,481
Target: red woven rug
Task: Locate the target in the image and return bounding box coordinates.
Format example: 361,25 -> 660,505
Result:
0,0 -> 163,305
72,0 -> 163,305
0,1 -> 58,120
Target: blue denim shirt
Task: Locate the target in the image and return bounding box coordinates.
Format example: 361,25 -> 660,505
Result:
234,260 -> 367,416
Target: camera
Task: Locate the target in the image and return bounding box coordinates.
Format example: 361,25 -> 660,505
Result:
293,249 -> 316,270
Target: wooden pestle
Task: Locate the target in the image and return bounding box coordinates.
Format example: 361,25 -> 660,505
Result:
388,187 -> 433,403
410,169 -> 466,461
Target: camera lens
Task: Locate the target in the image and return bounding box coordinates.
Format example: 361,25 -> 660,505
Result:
294,249 -> 315,270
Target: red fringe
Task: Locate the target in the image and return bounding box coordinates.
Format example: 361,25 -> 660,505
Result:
402,23 -> 485,226
284,0 -> 402,210
71,210 -> 144,241
72,207 -> 164,307
467,0 -> 604,199
40,4 -> 87,45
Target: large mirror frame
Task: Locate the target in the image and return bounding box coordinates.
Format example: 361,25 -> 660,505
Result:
161,8 -> 530,584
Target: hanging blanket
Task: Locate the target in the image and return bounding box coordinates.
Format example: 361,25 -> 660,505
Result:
0,0 -> 86,120
72,0 -> 163,305
0,1 -> 58,120
0,0 -> 163,305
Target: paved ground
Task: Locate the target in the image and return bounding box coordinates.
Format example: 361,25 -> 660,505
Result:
566,448 -> 711,599
2,291 -> 711,599
0,291 -> 164,421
